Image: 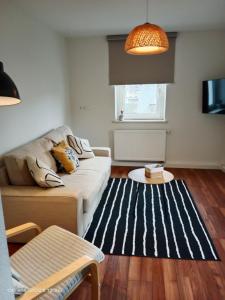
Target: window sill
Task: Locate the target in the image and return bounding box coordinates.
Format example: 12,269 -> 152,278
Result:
112,119 -> 168,124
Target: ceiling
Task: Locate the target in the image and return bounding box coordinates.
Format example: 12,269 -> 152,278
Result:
16,0 -> 225,36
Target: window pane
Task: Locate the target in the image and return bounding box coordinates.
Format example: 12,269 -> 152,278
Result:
124,85 -> 157,114
115,84 -> 166,120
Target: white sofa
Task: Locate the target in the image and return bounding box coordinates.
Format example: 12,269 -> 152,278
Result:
0,125 -> 111,241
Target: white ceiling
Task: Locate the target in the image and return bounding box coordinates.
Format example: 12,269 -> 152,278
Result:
17,0 -> 225,36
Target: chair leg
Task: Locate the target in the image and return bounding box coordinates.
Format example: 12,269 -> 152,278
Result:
89,263 -> 100,300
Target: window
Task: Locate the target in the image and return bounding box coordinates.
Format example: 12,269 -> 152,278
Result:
115,84 -> 167,121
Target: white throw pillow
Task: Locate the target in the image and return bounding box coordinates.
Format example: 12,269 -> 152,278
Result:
26,156 -> 64,188
67,135 -> 95,159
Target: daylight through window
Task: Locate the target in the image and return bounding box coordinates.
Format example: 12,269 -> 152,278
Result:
115,84 -> 167,121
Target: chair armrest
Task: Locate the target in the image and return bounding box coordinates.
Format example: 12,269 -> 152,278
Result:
19,255 -> 99,300
92,147 -> 111,157
6,223 -> 41,239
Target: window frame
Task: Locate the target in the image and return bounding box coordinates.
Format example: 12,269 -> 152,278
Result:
114,84 -> 167,122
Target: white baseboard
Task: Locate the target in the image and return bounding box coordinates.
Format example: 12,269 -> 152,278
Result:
112,160 -> 220,169
112,160 -> 150,167
221,164 -> 225,173
165,161 -> 220,169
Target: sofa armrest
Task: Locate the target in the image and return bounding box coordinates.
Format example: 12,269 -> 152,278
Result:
1,186 -> 84,241
92,147 -> 111,157
1,185 -> 81,198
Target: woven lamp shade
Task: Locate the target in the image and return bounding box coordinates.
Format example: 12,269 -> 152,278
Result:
125,23 -> 169,55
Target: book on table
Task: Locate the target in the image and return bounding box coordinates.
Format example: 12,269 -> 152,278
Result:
149,171 -> 164,178
145,163 -> 164,178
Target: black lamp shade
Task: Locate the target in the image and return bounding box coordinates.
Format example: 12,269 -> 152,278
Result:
0,62 -> 21,106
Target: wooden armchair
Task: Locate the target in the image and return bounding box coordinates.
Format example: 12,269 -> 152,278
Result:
7,223 -> 104,300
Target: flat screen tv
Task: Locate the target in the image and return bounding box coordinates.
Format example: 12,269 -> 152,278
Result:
202,79 -> 225,114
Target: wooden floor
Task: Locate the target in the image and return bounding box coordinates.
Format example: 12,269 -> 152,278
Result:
9,167 -> 225,300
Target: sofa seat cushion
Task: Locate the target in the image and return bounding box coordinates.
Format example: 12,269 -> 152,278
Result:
4,138 -> 56,186
79,156 -> 111,173
61,157 -> 111,213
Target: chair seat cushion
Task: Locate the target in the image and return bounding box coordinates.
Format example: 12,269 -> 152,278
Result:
11,226 -> 104,300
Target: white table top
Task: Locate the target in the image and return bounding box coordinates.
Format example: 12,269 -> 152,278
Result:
128,168 -> 174,184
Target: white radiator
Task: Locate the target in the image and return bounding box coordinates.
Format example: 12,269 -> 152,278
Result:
114,130 -> 166,161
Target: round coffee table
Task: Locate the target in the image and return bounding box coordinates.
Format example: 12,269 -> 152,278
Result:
128,168 -> 174,184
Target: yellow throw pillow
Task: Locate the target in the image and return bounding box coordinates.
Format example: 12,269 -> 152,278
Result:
51,140 -> 80,174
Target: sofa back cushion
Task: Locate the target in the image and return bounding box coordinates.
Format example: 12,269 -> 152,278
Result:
0,164 -> 10,186
43,125 -> 73,145
4,138 -> 56,186
3,125 -> 74,186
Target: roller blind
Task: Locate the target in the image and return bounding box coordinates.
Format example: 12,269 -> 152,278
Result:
107,33 -> 177,85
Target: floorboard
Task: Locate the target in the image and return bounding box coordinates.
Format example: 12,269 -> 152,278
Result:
8,167 -> 225,300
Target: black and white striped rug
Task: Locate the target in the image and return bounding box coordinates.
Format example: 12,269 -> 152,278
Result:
84,178 -> 219,260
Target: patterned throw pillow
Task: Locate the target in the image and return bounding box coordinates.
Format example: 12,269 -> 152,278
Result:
11,266 -> 21,281
10,266 -> 28,296
67,135 -> 95,159
26,156 -> 64,188
51,140 -> 80,174
12,277 -> 28,296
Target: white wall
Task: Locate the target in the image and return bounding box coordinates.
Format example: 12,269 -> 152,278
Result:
0,0 -> 70,155
68,31 -> 225,168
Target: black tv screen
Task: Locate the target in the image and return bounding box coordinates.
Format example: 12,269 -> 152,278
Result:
202,79 -> 225,114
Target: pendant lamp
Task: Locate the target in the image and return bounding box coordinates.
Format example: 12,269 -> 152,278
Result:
125,0 -> 169,55
0,62 -> 21,106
